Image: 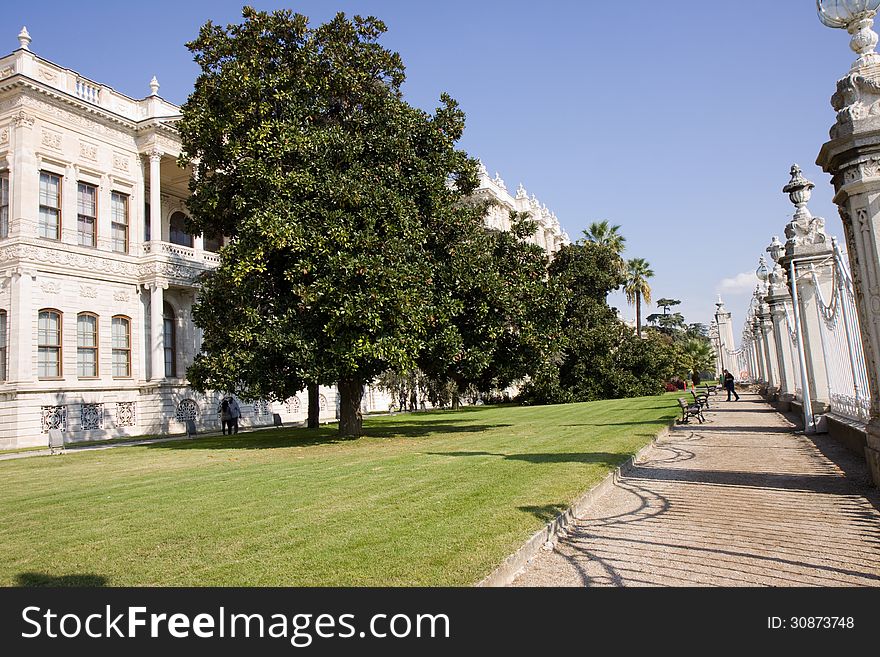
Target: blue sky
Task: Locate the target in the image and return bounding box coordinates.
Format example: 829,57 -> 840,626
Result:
4,1 -> 856,340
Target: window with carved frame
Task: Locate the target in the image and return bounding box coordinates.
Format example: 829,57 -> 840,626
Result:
77,182 -> 98,247
38,309 -> 62,378
112,315 -> 131,378
76,312 -> 99,378
39,171 -> 61,240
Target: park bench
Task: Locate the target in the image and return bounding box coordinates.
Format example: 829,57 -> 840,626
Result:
692,389 -> 710,410
677,397 -> 705,424
702,385 -> 718,396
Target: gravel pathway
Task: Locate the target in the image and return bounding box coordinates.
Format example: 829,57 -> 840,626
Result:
511,393 -> 880,586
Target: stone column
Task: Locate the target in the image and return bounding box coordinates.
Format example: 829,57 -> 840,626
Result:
149,282 -> 167,381
8,269 -> 35,383
97,173 -> 112,251
766,263 -> 798,408
751,315 -> 767,384
9,110 -> 36,239
759,302 -> 780,397
148,150 -> 162,242
714,297 -> 735,375
816,11 -> 880,484
778,166 -> 834,415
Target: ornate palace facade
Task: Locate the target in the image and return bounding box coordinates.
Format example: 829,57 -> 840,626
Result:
0,29 -> 568,448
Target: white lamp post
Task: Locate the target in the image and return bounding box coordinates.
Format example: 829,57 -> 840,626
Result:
817,0 -> 880,69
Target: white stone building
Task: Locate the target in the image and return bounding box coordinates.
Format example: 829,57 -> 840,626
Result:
0,29 -> 568,448
473,163 -> 569,254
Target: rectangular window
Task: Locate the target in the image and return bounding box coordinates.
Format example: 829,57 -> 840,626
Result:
112,316 -> 131,378
38,310 -> 62,378
163,316 -> 176,378
111,192 -> 129,254
144,202 -> 151,242
0,311 -> 6,382
77,182 -> 97,247
39,172 -> 61,240
0,172 -> 9,239
77,313 -> 98,377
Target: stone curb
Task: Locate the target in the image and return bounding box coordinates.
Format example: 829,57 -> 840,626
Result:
475,422 -> 675,588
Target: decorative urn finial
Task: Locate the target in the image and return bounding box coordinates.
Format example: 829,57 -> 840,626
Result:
149,76 -> 160,96
766,236 -> 785,263
18,26 -> 31,50
783,164 -> 815,220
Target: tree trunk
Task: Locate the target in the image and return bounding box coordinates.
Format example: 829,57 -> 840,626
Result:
636,292 -> 642,338
307,382 -> 319,429
337,377 -> 363,437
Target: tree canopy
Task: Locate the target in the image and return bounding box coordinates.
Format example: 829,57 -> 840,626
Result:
180,8 -> 481,435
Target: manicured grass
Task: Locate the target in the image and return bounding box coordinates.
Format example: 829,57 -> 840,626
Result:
0,395 -> 678,586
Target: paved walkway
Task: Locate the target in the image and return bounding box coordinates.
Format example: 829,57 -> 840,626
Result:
512,393 -> 880,586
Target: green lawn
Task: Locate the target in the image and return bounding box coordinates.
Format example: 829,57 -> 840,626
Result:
0,395 -> 678,586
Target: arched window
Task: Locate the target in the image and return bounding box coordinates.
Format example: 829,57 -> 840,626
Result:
0,310 -> 7,381
319,394 -> 327,412
112,315 -> 131,378
169,211 -> 193,248
76,312 -> 99,378
38,309 -> 62,378
163,302 -> 176,378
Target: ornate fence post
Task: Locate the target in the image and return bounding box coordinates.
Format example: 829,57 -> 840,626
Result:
765,253 -> 798,411
816,4 -> 880,484
779,166 -> 835,419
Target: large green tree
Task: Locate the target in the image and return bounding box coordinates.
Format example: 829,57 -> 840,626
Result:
520,240 -> 676,403
415,209 -> 564,408
180,8 -> 479,436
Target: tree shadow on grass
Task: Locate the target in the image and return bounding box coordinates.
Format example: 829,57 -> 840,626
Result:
427,451 -> 625,466
518,503 -> 569,523
17,573 -> 107,587
146,420 -> 512,451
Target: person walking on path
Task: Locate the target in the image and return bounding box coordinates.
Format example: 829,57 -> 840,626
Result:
723,368 -> 739,401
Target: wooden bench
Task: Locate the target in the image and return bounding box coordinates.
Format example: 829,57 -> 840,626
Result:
677,398 -> 705,424
692,389 -> 710,410
702,385 -> 718,396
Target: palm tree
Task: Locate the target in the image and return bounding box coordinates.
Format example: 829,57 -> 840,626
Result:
625,257 -> 654,338
582,220 -> 626,254
682,338 -> 715,376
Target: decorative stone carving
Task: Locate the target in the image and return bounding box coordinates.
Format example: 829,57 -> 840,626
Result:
41,129 -> 62,150
0,128 -> 8,144
79,141 -> 98,161
80,285 -> 98,298
0,243 -> 140,278
116,402 -> 136,427
112,153 -> 130,171
80,404 -> 104,430
41,405 -> 67,433
0,66 -> 14,79
20,96 -> 130,144
38,67 -> 57,82
40,281 -> 61,294
11,110 -> 34,128
113,290 -> 129,302
175,399 -> 198,422
782,165 -> 828,256
515,183 -> 527,199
